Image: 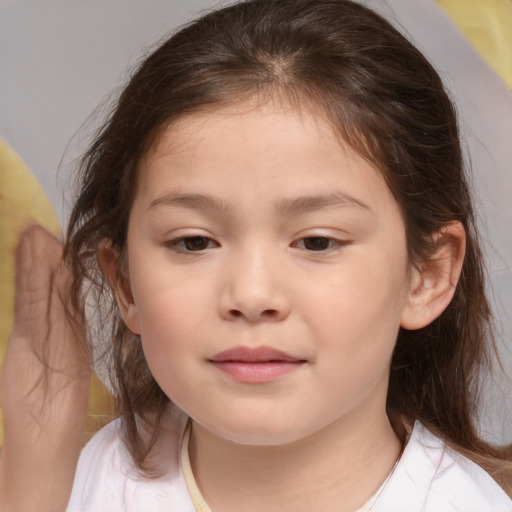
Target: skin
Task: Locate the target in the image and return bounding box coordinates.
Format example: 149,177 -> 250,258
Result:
103,99 -> 464,512
0,101 -> 463,511
0,226 -> 90,512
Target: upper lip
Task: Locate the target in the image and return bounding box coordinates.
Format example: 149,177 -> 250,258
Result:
209,346 -> 303,363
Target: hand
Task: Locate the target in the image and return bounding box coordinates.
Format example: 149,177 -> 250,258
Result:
0,226 -> 91,512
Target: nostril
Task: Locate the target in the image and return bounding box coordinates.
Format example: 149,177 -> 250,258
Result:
227,308 -> 281,320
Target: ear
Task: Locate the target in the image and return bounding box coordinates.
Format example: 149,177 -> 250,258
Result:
98,239 -> 141,334
400,221 -> 466,330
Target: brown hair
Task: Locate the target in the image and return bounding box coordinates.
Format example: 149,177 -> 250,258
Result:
65,0 -> 512,491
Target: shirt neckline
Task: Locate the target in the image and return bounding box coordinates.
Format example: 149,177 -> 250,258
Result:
179,419 -> 403,512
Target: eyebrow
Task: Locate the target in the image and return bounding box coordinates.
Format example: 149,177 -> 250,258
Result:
275,192 -> 371,216
148,193 -> 232,213
147,191 -> 370,215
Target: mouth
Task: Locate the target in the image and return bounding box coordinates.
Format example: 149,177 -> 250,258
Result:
208,346 -> 306,383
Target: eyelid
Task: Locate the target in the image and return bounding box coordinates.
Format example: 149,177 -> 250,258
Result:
291,232 -> 351,252
164,234 -> 220,253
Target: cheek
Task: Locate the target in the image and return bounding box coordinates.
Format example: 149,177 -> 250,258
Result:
305,257 -> 409,344
135,285 -> 211,346
133,285 -> 212,405
129,265 -> 216,382
129,246 -> 213,330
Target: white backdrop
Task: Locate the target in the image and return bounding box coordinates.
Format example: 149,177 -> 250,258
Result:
1,0 -> 511,444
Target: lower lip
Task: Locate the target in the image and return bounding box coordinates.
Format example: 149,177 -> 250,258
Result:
210,361 -> 304,383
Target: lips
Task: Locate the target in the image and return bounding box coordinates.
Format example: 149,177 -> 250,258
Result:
210,346 -> 302,363
208,346 -> 305,383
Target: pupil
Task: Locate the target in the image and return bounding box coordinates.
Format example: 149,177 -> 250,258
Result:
185,236 -> 208,251
304,237 -> 329,251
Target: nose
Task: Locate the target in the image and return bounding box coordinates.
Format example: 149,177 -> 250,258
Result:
218,248 -> 290,323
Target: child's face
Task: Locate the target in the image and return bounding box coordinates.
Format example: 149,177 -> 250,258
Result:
121,100 -> 414,446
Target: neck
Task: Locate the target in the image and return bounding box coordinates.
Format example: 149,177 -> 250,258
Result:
189,405 -> 402,512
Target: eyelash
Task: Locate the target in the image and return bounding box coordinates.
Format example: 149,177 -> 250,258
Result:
292,236 -> 347,252
164,235 -> 347,253
164,236 -> 219,252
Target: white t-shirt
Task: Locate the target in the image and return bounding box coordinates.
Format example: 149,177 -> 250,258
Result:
67,413 -> 512,512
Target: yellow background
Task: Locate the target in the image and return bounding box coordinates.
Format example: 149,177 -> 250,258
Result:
435,0 -> 512,88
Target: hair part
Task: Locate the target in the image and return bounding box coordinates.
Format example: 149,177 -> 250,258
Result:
65,0 -> 512,491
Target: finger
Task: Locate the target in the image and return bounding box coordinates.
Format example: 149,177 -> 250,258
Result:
47,263 -> 91,374
12,225 -> 90,369
12,225 -> 64,337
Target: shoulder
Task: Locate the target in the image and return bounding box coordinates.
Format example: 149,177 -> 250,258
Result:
374,421 -> 512,512
66,410 -> 196,512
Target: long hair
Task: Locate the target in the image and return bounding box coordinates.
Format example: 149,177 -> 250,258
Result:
65,0 -> 511,490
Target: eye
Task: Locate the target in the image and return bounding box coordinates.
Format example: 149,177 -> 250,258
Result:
166,236 -> 218,252
294,236 -> 344,252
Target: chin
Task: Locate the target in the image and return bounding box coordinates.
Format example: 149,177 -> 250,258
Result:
198,414 -> 314,447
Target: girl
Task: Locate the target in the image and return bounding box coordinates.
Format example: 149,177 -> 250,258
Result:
5,0 -> 512,510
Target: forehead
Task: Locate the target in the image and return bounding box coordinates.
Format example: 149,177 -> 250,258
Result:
134,99 -> 395,218
148,97 -> 328,149
141,98 -> 360,176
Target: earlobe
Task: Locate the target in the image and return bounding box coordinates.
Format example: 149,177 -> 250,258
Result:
400,221 -> 466,330
98,239 -> 141,334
